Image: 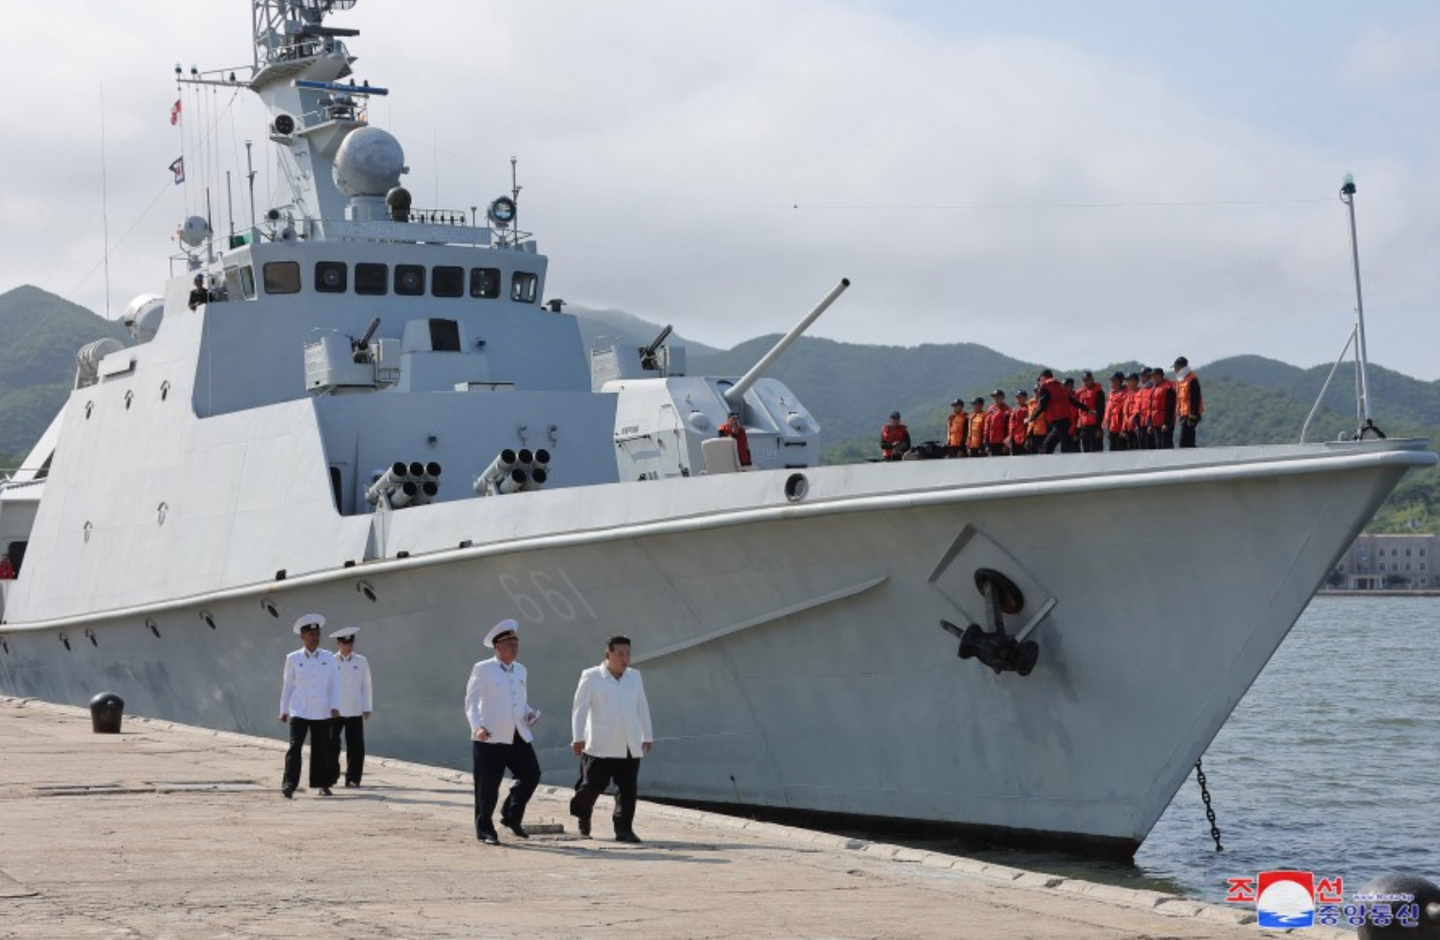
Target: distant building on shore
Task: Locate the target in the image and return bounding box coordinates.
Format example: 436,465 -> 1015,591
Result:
1329,533 -> 1435,590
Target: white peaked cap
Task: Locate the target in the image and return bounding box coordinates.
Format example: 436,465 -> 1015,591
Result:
484,618 -> 519,648
293,612 -> 327,635
329,626 -> 360,640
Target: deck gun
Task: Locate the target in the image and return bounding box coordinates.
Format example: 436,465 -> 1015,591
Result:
639,324 -> 674,372
721,278 -> 849,414
352,317 -> 381,363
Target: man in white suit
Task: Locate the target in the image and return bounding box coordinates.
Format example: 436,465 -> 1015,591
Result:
570,635 -> 654,843
464,619 -> 542,845
326,625 -> 373,788
279,613 -> 340,799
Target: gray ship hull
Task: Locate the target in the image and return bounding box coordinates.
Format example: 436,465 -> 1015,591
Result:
2,441 -> 1428,855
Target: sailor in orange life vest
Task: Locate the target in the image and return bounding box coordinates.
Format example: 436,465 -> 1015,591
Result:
1123,372 -> 1144,450
464,619 -> 542,845
1031,369 -> 1091,454
945,399 -> 967,458
966,397 -> 987,457
984,390 -> 1012,457
1074,370 -> 1107,454
1010,391 -> 1031,455
717,411 -> 751,467
1173,356 -> 1204,448
1148,365 -> 1178,449
880,411 -> 911,461
1103,371 -> 1130,452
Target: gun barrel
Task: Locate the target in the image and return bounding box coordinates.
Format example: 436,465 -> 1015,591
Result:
642,324 -> 673,358
355,317 -> 381,349
723,278 -> 849,410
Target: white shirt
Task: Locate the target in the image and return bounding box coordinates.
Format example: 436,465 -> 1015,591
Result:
571,664 -> 653,759
279,648 -> 339,720
333,651 -> 373,717
464,658 -> 535,744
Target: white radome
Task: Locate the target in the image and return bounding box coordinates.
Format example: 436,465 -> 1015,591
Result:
179,216 -> 210,247
333,126 -> 406,197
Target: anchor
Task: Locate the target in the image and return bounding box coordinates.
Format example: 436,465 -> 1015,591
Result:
941,568 -> 1040,677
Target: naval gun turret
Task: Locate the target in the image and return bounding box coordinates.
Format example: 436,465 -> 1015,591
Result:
600,279 -> 848,480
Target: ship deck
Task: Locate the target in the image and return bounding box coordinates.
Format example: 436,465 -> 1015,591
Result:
0,696 -> 1345,939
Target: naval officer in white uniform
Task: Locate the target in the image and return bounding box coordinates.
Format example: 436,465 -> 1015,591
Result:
570,634 -> 654,842
279,613 -> 340,798
327,625 -> 373,788
463,619 -> 542,845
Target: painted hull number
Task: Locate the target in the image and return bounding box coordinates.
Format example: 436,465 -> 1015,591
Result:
498,569 -> 597,622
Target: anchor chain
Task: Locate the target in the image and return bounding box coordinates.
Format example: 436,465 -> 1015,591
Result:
1195,758 -> 1222,851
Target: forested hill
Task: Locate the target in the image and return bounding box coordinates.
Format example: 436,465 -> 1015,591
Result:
1,285 -> 1435,531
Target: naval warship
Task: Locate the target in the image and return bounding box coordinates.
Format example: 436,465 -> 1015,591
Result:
0,0 -> 1433,856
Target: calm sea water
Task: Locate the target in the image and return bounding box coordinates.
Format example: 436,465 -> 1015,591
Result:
891,597 -> 1440,903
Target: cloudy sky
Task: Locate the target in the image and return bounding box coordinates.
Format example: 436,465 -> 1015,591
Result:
2,0 -> 1437,378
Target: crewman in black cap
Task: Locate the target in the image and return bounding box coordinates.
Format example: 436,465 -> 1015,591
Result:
187,274 -> 209,311
279,613 -> 340,799
945,399 -> 967,458
880,411 -> 911,461
966,397 -> 987,457
1075,371 -> 1106,453
464,619 -> 542,844
1104,371 -> 1129,452
984,390 -> 1012,456
1173,356 -> 1204,447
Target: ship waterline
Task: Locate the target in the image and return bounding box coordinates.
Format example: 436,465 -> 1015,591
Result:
2,441 -> 1429,855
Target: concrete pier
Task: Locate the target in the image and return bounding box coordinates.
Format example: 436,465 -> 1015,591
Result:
0,696 -> 1344,939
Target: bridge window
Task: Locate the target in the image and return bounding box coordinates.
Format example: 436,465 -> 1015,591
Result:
396,264 -> 426,296
470,267 -> 501,299
316,261 -> 347,293
239,265 -> 256,299
355,263 -> 388,295
263,261 -> 301,294
511,272 -> 538,303
432,265 -> 465,297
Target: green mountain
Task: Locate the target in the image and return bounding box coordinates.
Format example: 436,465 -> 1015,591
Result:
1,285 -> 1434,532
0,286 -> 130,459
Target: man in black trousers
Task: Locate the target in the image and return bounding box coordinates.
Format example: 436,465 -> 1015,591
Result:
463,619 -> 542,845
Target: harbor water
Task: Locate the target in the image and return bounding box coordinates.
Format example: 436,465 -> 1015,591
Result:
879,596 -> 1440,903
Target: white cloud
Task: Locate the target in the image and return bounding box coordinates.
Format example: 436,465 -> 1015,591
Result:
1,0 -> 1435,380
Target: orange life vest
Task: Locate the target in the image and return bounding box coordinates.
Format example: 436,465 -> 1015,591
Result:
1176,371 -> 1203,419
1075,383 -> 1103,427
1038,377 -> 1074,423
880,422 -> 910,458
1010,407 -> 1028,445
966,409 -> 986,449
1104,387 -> 1129,433
1149,378 -> 1175,428
947,412 -> 967,448
1026,399 -> 1049,437
984,403 -> 1011,445
1131,384 -> 1152,428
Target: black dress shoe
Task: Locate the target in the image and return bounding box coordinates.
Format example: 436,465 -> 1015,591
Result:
615,831 -> 642,844
478,831 -> 500,845
317,787 -> 333,796
500,818 -> 530,839
282,786 -> 295,799
576,816 -> 591,837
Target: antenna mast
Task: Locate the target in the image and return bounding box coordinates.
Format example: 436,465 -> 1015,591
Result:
1339,175 -> 1383,441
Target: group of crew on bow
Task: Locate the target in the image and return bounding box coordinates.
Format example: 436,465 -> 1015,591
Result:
880,357 -> 1203,460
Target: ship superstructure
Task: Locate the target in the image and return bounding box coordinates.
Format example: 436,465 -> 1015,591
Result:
0,0 -> 1433,856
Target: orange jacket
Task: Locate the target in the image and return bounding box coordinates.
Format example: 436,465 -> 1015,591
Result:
880,422 -> 910,458
1010,406 -> 1028,446
1149,378 -> 1176,429
1026,399 -> 1049,437
946,412 -> 967,448
1075,383 -> 1104,428
1177,371 -> 1204,419
1037,377 -> 1075,423
966,408 -> 986,449
984,404 -> 1011,445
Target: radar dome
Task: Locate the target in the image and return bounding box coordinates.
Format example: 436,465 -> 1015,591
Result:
179,216 -> 211,247
122,293 -> 165,343
334,126 -> 406,198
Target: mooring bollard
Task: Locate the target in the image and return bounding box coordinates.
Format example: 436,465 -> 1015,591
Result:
1356,873 -> 1440,939
88,692 -> 124,734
